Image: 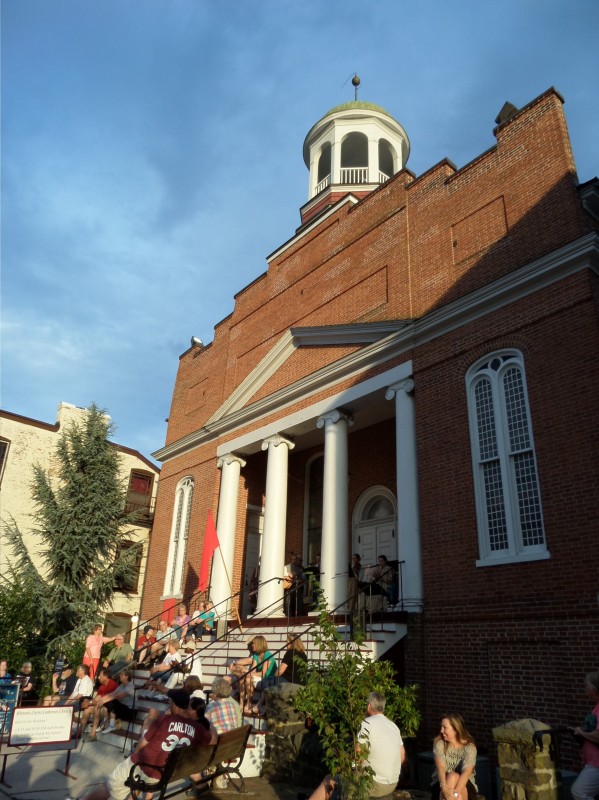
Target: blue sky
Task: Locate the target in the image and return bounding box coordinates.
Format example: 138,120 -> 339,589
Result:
2,0 -> 598,463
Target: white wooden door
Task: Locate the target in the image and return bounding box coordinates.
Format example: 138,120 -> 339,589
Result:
356,522 -> 396,571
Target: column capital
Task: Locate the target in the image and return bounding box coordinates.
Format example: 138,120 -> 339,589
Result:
217,453 -> 247,470
385,378 -> 415,401
316,408 -> 354,429
261,433 -> 295,452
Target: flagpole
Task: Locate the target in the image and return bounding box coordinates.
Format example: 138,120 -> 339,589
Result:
216,545 -> 244,634
199,510 -> 244,635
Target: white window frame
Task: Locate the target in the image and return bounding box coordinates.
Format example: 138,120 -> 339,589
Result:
162,476 -> 194,598
466,350 -> 549,566
0,438 -> 9,486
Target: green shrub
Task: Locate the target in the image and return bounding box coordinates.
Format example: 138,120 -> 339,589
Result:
294,594 -> 420,800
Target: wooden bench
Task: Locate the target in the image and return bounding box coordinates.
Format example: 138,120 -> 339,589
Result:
125,724 -> 252,799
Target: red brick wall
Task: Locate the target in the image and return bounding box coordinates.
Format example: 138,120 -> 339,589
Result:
165,90 -> 587,449
144,90 -> 598,766
413,272 -> 599,762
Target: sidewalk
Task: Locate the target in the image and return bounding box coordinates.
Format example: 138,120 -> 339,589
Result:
0,739 -> 309,800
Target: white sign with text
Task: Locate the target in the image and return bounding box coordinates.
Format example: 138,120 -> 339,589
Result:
9,706 -> 73,746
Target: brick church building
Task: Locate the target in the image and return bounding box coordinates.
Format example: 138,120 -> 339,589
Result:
142,86 -> 599,748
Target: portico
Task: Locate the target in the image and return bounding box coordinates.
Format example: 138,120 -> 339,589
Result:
212,357 -> 423,617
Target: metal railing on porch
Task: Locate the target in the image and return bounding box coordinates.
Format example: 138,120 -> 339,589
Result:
120,562 -> 416,679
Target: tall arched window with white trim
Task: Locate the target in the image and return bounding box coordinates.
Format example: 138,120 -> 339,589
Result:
466,351 -> 548,565
163,477 -> 194,597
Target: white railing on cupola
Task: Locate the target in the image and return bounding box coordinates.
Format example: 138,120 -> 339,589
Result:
315,175 -> 331,195
340,167 -> 368,184
315,168 -> 392,196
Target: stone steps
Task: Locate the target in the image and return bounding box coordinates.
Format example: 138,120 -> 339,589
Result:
78,616 -> 407,779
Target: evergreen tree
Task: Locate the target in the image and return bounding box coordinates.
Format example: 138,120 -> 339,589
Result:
3,404 -> 140,652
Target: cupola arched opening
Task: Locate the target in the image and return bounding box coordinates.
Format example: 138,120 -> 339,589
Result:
378,138 -> 396,179
317,143 -> 331,184
341,131 -> 368,169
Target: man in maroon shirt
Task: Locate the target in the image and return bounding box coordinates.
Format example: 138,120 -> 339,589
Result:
71,689 -> 214,800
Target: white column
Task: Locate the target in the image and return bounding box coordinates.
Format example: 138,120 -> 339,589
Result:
331,134 -> 341,185
385,378 -> 423,610
368,136 -> 379,183
317,409 -> 352,611
256,434 -> 295,615
212,453 -> 246,615
309,153 -> 318,198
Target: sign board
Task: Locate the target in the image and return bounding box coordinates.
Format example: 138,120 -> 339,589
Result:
0,685 -> 19,738
8,706 -> 73,747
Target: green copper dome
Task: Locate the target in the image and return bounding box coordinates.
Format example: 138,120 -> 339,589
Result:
321,100 -> 394,119
303,99 -> 409,169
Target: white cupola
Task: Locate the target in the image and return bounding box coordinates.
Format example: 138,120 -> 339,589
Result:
301,76 -> 410,225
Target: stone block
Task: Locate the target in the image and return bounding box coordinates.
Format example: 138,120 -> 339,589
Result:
493,719 -> 552,747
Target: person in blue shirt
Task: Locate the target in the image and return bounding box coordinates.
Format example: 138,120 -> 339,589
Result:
0,659 -> 12,684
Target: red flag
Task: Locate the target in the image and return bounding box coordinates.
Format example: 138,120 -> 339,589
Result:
198,510 -> 220,593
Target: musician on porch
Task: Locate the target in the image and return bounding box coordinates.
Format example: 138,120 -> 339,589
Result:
283,553 -> 305,617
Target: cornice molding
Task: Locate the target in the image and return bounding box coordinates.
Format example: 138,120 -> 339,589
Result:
153,233 -> 599,463
267,195 -> 359,263
412,232 -> 599,346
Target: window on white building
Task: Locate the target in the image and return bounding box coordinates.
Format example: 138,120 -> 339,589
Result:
466,351 -> 548,565
0,439 -> 8,485
163,476 -> 194,597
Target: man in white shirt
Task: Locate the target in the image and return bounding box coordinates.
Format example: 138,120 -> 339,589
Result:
306,691 -> 405,799
357,692 -> 404,794
66,664 -> 95,711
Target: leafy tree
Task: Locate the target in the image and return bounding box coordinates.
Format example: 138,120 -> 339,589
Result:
294,594 -> 420,800
0,571 -> 45,670
3,404 -> 140,657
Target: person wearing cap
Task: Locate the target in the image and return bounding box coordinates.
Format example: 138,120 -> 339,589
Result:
43,663 -> 77,706
140,675 -> 204,737
71,689 -> 215,800
135,625 -> 156,665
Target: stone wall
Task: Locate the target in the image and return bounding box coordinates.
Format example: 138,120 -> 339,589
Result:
493,719 -> 563,800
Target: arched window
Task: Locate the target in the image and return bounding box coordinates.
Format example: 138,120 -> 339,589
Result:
362,495 -> 395,520
341,132 -> 368,184
466,352 -> 548,565
378,139 -> 395,180
317,143 -> 331,183
341,132 -> 368,167
163,477 -> 194,597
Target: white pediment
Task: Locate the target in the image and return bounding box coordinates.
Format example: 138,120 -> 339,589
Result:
205,322 -> 406,425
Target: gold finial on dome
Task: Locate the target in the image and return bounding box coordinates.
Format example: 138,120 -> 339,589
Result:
352,73 -> 360,101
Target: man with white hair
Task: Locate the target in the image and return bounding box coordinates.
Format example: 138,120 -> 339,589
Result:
102,635 -> 133,678
306,691 -> 405,799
